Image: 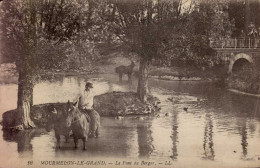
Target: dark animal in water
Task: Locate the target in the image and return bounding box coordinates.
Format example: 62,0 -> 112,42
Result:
66,101 -> 90,150
115,61 -> 135,81
83,109 -> 100,138
49,105 -> 71,148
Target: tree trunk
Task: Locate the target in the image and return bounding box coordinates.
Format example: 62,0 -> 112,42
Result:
15,62 -> 35,129
13,0 -> 37,130
137,57 -> 149,102
245,0 -> 250,35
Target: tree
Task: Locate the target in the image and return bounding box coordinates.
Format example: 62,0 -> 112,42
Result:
0,0 -> 97,129
227,0 -> 246,37
187,1 -> 231,66
164,0 -> 233,67
105,0 -> 193,102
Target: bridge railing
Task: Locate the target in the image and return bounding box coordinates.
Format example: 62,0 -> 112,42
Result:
210,38 -> 260,49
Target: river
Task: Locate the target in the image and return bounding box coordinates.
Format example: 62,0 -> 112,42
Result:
0,74 -> 260,168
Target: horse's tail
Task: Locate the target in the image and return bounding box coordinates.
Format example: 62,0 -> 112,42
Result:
94,110 -> 101,127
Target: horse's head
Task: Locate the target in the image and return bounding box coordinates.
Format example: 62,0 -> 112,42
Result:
66,100 -> 79,127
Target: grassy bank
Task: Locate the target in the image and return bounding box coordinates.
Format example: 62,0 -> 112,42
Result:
148,64 -> 227,82
226,68 -> 260,95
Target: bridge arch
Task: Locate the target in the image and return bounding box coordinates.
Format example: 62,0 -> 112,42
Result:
228,53 -> 254,74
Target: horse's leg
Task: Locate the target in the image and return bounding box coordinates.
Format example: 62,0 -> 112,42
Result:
55,133 -> 61,148
65,130 -> 70,143
73,137 -> 78,149
82,137 -> 86,150
128,73 -> 132,82
119,73 -> 123,82
89,119 -> 95,138
95,127 -> 99,138
88,130 -> 93,138
65,135 -> 69,143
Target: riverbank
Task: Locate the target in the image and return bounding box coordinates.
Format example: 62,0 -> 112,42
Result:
228,89 -> 260,98
148,66 -> 210,81
226,69 -> 260,95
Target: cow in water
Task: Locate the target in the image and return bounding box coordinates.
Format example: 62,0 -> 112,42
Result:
115,61 -> 135,82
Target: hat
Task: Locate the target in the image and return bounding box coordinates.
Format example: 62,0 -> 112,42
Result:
85,82 -> 93,88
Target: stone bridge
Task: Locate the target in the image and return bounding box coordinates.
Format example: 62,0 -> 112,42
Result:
211,37 -> 260,74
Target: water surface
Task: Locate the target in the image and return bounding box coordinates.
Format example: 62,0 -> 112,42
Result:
0,74 -> 260,168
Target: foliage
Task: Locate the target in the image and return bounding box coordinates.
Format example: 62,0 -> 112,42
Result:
34,40 -> 69,70
0,0 -> 243,69
187,1 -> 232,66
0,0 -> 103,69
227,0 -> 245,37
103,0 -> 192,61
154,0 -> 233,68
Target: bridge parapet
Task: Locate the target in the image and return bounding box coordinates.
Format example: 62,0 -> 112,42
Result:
210,38 -> 260,74
211,38 -> 260,49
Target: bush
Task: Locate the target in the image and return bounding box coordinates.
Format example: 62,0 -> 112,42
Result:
227,66 -> 260,94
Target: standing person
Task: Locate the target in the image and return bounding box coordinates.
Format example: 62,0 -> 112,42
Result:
240,30 -> 246,38
248,22 -> 258,38
239,30 -> 246,48
78,82 -> 100,138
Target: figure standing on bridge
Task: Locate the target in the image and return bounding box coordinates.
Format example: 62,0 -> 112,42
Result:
248,22 -> 258,38
240,30 -> 246,38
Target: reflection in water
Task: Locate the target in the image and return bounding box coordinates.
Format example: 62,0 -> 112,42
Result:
3,128 -> 45,154
171,111 -> 178,160
238,119 -> 248,159
137,122 -> 154,158
202,114 -> 215,160
230,94 -> 260,118
128,81 -> 134,91
254,98 -> 260,118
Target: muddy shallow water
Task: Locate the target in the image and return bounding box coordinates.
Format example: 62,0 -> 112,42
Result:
0,74 -> 260,168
